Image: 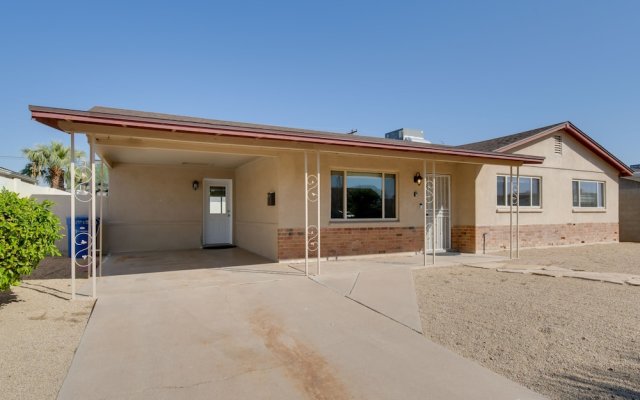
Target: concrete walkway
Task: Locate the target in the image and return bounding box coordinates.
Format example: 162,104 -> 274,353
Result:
309,252 -> 508,333
465,261 -> 640,286
64,249 -> 544,400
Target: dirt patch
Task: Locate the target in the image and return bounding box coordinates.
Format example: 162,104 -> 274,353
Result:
497,242 -> 640,275
1,258 -> 94,400
25,256 -> 91,280
250,307 -> 350,400
414,264 -> 640,400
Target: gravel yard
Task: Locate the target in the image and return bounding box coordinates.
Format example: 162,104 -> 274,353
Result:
0,258 -> 94,400
499,242 -> 640,275
414,243 -> 640,400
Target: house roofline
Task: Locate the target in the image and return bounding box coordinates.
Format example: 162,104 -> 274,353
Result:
496,121 -> 633,176
29,105 -> 544,165
0,166 -> 36,184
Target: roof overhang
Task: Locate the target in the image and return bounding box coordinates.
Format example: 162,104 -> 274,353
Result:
29,105 -> 544,165
497,122 -> 633,176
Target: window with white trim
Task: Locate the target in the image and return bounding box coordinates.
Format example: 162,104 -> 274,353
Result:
572,180 -> 605,208
331,171 -> 396,220
496,175 -> 541,207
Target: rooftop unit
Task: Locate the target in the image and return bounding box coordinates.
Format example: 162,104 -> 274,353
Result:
384,128 -> 430,144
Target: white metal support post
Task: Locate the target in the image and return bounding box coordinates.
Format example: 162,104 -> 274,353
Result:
509,166 -> 513,259
99,161 -> 104,277
431,161 -> 436,265
516,165 -> 520,259
316,151 -> 321,275
90,135 -> 97,299
304,152 -> 309,276
423,159 -> 427,267
70,133 -> 76,300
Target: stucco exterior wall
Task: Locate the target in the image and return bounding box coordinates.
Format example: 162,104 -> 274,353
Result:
105,163 -> 233,253
0,176 -> 70,197
276,152 -> 465,229
472,130 -> 620,251
234,157 -> 279,259
274,152 -> 477,258
620,178 -> 640,242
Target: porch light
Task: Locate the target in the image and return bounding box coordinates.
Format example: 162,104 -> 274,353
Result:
413,172 -> 423,186
192,180 -> 200,191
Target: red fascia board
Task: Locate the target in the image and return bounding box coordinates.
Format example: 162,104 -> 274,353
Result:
497,122 -> 633,176
564,125 -> 633,176
30,108 -> 544,164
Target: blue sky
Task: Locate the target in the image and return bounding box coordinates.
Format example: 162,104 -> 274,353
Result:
1,0 -> 639,172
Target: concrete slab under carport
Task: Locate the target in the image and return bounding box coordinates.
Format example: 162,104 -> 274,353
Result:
63,250 -> 543,400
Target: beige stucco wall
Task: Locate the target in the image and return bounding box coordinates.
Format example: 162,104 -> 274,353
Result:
105,163 -> 234,253
451,163 -> 479,226
234,157 -> 279,259
620,177 -> 640,242
275,152 -> 474,229
475,129 -> 619,227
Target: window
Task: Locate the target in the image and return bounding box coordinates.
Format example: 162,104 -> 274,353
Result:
496,175 -> 541,207
572,180 -> 605,208
331,171 -> 396,219
209,186 -> 227,214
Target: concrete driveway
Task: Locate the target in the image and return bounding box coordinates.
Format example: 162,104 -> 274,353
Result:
62,249 -> 544,400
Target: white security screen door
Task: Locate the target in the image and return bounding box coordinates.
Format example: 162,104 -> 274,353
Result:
203,179 -> 232,245
426,175 -> 451,252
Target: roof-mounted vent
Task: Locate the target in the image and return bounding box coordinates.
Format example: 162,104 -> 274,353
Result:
554,135 -> 563,155
384,128 -> 431,144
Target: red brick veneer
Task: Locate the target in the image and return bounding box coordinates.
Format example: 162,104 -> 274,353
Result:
452,223 -> 619,253
277,226 -> 423,260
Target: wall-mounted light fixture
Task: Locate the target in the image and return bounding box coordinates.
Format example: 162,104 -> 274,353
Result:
413,172 -> 423,186
192,180 -> 200,191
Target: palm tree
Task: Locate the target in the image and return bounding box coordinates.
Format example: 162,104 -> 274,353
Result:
22,144 -> 48,180
22,142 -> 86,190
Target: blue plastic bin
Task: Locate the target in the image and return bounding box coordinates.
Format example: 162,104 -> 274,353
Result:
66,216 -> 100,259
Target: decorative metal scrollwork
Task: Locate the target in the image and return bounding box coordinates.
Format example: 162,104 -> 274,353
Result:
306,174 -> 318,202
73,231 -> 94,267
425,179 -> 434,205
307,225 -> 319,252
74,163 -> 93,203
510,178 -> 519,206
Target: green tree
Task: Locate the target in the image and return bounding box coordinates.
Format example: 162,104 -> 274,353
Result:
0,190 -> 62,291
21,142 -> 85,190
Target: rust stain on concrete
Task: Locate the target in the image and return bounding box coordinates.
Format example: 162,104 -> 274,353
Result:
250,308 -> 351,400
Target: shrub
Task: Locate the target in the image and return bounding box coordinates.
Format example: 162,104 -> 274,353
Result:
0,190 -> 62,291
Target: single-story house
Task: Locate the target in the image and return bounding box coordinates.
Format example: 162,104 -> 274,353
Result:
30,105 -> 633,263
620,164 -> 640,242
0,166 -> 69,197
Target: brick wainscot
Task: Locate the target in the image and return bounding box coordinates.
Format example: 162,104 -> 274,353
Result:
452,223 -> 619,253
278,226 -> 423,260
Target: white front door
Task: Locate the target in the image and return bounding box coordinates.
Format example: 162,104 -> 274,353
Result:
203,179 -> 232,245
426,174 -> 451,252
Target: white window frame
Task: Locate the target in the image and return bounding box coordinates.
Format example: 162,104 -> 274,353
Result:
330,170 -> 398,221
572,179 -> 606,209
496,175 -> 542,208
